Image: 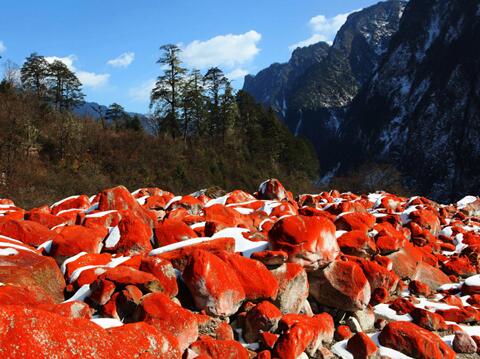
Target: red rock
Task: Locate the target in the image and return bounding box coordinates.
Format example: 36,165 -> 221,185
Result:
346,332 -> 378,359
452,331 -> 477,354
182,249 -> 245,316
107,322 -> 181,358
225,190 -> 256,204
97,185 -> 154,226
63,253 -> 112,279
467,294 -> 480,306
141,292 -> 199,351
337,230 -> 377,258
335,212 -> 376,232
102,285 -> 143,321
51,195 -> 91,215
260,332 -> 279,349
155,218 -> 197,246
26,211 -> 68,229
273,322 -> 315,358
442,294 -> 464,307
159,236 -> 235,271
386,242 -> 423,279
409,280 -> 431,296
411,261 -> 451,290
270,202 -> 298,218
36,301 -> 93,319
309,260 -> 371,311
371,287 -> 389,304
271,263 -> 309,314
83,210 -> 122,229
112,213 -> 153,255
0,305 -> 176,358
216,251 -> 279,301
443,257 -> 477,277
358,259 -> 399,294
0,283 -> 54,305
204,204 -> 254,235
140,256 -> 178,297
0,219 -> 61,246
243,301 -> 282,342
196,314 -> 234,340
89,278 -> 116,305
250,250 -> 288,266
51,225 -> 107,263
273,313 -> 335,358
168,195 -> 204,215
0,249 -> 65,303
410,308 -> 448,331
409,209 -> 441,235
376,234 -> 406,255
256,178 -> 293,202
379,321 -> 455,359
335,325 -> 353,341
388,298 -> 415,315
435,307 -> 480,323
269,215 -> 339,271
99,266 -> 163,293
190,337 -> 249,359
256,350 -> 272,359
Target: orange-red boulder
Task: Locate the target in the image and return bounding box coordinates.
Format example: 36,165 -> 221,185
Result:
346,332 -> 378,359
190,337 -> 249,359
140,292 -> 199,352
269,215 -> 339,271
309,260 -> 371,311
0,219 -> 61,247
51,225 -> 107,263
216,251 -> 279,301
155,218 -> 197,246
182,249 -> 245,316
378,321 -> 455,359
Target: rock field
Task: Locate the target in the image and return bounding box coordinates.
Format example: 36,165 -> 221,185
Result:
0,179 -> 479,358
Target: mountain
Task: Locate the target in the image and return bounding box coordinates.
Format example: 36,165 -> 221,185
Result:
243,1 -> 406,170
74,101 -> 109,119
340,0 -> 480,202
243,42 -> 330,119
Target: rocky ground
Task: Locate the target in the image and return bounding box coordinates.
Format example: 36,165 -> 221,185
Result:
0,179 -> 479,358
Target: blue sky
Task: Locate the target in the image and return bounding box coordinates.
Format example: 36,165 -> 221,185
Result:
0,0 -> 380,113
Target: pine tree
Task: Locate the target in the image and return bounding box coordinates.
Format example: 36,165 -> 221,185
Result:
126,115 -> 142,132
20,53 -> 50,98
179,69 -> 208,139
47,60 -> 84,111
219,81 -> 237,144
105,103 -> 127,130
203,67 -> 227,137
150,44 -> 186,137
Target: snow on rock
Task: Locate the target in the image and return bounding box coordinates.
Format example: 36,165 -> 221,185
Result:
1,179 -> 480,358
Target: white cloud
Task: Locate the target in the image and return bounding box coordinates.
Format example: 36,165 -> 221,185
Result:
289,34 -> 330,51
0,41 -> 6,54
289,10 -> 357,50
44,55 -> 110,88
226,68 -> 249,80
45,55 -> 77,70
76,71 -> 110,88
107,52 -> 135,68
128,78 -> 156,103
181,30 -> 261,69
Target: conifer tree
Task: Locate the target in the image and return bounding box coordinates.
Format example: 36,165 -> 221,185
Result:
203,67 -> 227,137
105,103 -> 127,129
47,60 -> 84,111
20,53 -> 50,98
150,44 -> 186,137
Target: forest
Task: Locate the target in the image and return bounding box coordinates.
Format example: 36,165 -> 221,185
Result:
0,46 -> 319,207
